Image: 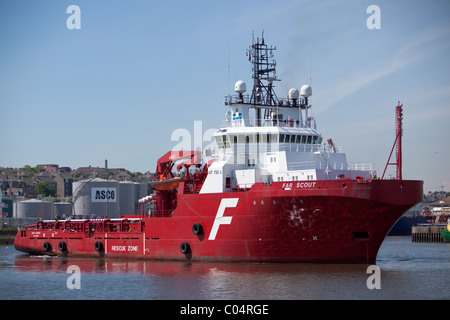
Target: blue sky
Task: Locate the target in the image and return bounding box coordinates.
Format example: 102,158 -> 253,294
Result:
1,0 -> 449,193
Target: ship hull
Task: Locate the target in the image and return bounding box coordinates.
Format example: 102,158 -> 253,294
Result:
14,179 -> 423,264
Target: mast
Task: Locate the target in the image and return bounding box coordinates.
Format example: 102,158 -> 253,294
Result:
247,32 -> 280,127
248,31 -> 279,107
224,32 -> 313,129
382,102 -> 403,180
395,103 -> 403,180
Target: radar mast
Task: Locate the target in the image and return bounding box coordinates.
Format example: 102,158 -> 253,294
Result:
248,31 -> 280,107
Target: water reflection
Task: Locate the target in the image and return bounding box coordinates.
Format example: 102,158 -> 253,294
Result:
5,237 -> 450,300
14,253 -> 367,277
13,253 -> 370,299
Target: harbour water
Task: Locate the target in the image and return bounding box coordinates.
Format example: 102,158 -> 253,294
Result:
0,236 -> 448,300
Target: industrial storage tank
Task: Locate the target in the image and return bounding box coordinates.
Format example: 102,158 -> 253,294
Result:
72,179 -> 120,218
16,199 -> 54,219
72,179 -> 148,218
53,202 -> 73,218
118,181 -> 147,216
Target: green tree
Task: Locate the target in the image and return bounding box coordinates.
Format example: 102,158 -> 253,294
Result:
35,182 -> 57,197
23,165 -> 43,176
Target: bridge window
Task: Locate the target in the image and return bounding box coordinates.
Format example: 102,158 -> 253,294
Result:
260,133 -> 269,144
290,135 -> 296,143
271,134 -> 277,143
296,135 -> 301,144
223,135 -> 229,148
216,136 -> 224,149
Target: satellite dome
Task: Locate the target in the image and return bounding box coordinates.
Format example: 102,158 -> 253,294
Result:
235,80 -> 246,94
288,88 -> 299,100
300,85 -> 312,98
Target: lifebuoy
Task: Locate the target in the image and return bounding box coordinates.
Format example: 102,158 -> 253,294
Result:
43,242 -> 51,252
94,241 -> 104,252
58,241 -> 67,252
180,242 -> 190,254
192,223 -> 203,235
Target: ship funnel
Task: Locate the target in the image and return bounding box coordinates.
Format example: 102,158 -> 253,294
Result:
300,85 -> 312,98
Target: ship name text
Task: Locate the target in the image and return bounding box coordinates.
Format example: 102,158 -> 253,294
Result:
282,182 -> 317,190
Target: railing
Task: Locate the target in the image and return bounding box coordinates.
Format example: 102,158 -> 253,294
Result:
216,142 -> 339,153
287,161 -> 328,171
287,161 -> 374,171
347,162 -> 375,171
29,218 -> 142,233
279,144 -> 343,153
224,94 -> 306,108
221,119 -> 316,129
221,119 -> 311,129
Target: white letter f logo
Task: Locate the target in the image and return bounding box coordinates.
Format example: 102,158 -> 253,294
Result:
208,198 -> 239,240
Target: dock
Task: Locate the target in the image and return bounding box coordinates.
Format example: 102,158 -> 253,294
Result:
411,224 -> 446,243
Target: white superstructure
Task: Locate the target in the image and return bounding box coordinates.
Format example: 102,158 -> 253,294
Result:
200,34 -> 375,194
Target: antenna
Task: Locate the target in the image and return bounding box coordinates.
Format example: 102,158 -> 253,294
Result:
224,32 -> 313,129
248,31 -> 279,106
309,47 -> 312,85
227,37 -> 231,96
105,159 -> 108,218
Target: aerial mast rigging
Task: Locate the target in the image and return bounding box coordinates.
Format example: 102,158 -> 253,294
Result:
382,102 -> 403,180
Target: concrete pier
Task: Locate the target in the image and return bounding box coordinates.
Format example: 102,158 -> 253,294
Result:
411,224 -> 446,243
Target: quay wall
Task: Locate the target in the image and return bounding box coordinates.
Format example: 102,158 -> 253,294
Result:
412,225 -> 446,243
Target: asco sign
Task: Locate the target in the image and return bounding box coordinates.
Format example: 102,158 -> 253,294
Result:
91,188 -> 117,202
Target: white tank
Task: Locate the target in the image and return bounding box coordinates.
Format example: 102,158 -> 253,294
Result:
300,85 -> 312,97
118,181 -> 147,216
72,179 -> 148,218
16,199 -> 53,219
72,179 -> 120,218
289,88 -> 299,100
53,202 -> 73,218
119,182 -> 135,216
234,80 -> 246,94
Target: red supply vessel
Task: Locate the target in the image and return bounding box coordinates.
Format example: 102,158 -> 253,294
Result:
15,34 -> 423,263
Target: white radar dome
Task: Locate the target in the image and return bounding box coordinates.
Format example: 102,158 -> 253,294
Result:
235,80 -> 247,94
288,88 -> 299,100
300,85 -> 312,98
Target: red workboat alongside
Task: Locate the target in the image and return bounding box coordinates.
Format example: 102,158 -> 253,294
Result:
15,34 -> 423,263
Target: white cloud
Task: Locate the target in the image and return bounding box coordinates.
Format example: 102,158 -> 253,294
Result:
316,22 -> 450,115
